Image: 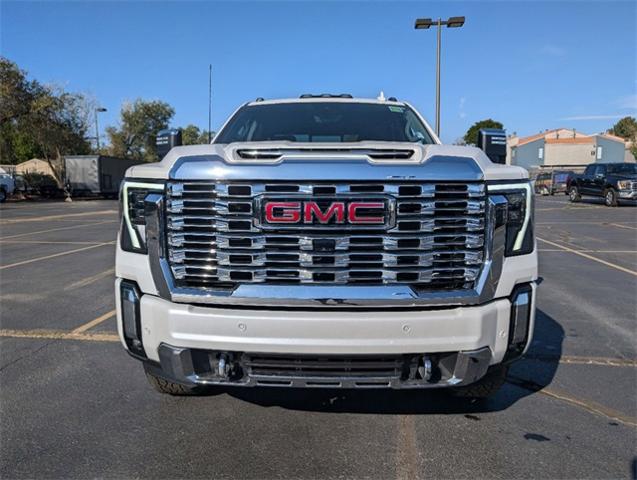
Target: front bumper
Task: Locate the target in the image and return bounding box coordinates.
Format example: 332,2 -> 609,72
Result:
618,188 -> 637,200
116,278 -> 537,389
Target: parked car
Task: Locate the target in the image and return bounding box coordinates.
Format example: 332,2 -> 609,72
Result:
534,170 -> 574,195
116,95 -> 538,398
0,172 -> 16,203
568,163 -> 637,206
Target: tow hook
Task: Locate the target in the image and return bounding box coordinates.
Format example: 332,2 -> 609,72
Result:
218,354 -> 229,378
419,356 -> 433,381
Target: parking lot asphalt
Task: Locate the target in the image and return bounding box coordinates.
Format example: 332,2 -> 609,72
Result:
1,195 -> 635,479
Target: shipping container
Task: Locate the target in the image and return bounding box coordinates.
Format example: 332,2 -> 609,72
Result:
64,155 -> 142,197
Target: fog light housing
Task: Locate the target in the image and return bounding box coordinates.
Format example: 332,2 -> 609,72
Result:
504,283 -> 533,362
120,281 -> 146,359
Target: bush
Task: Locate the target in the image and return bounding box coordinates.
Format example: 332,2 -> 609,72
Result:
22,172 -> 57,188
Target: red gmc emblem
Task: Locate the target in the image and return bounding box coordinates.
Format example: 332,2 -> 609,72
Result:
257,197 -> 394,229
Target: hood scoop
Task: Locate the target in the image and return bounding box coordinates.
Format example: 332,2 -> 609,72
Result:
235,147 -> 416,161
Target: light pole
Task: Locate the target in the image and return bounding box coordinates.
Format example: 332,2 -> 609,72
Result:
95,107 -> 107,151
414,16 -> 465,137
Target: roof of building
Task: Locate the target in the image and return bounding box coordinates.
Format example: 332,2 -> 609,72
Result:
545,137 -> 594,145
597,133 -> 626,143
515,128 -> 626,147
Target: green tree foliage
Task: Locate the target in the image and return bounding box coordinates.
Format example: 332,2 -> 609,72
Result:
181,124 -> 201,145
609,116 -> 637,159
463,119 -> 504,146
0,57 -> 91,171
106,100 -> 175,162
181,124 -> 214,145
609,116 -> 637,140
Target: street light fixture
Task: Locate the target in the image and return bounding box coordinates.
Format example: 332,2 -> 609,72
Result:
95,107 -> 107,151
414,16 -> 465,137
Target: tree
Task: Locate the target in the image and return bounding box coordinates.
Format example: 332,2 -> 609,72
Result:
609,116 -> 637,159
106,99 -> 174,162
0,57 -> 92,177
181,124 -> 202,145
181,124 -> 215,145
463,119 -> 504,146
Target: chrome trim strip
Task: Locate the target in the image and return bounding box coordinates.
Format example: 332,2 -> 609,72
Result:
169,155 -> 483,181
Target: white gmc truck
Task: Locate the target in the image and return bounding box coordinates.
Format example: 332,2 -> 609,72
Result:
116,96 -> 537,398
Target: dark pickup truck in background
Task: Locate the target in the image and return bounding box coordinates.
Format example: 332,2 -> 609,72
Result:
568,163 -> 637,206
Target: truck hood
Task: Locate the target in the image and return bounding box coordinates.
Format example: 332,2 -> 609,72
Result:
126,142 -> 528,182
609,173 -> 637,181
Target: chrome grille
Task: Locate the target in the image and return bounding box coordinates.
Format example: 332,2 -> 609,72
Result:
165,181 -> 487,290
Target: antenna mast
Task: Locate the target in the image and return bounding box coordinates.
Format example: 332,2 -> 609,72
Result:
208,65 -> 212,144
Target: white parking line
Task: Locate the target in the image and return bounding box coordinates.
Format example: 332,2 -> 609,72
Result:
0,220 -> 117,240
537,237 -> 637,276
0,242 -> 114,270
609,223 -> 637,231
0,210 -> 117,225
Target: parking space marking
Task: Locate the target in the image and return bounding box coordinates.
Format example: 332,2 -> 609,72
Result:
0,220 -> 117,240
537,237 -> 637,276
609,223 -> 637,231
0,329 -> 119,342
71,309 -> 117,333
0,240 -> 107,245
0,242 -> 114,270
537,221 -> 637,225
539,388 -> 637,428
508,376 -> 637,428
396,415 -> 418,480
0,210 -> 117,225
536,198 -> 607,209
539,249 -> 637,253
526,355 -> 637,367
65,268 -> 115,290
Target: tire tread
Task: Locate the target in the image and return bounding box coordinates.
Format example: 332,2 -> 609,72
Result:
452,365 -> 508,398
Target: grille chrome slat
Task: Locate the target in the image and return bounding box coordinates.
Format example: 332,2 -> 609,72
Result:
166,181 -> 486,289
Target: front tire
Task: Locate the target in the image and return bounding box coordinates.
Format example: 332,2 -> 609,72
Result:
569,186 -> 581,202
604,188 -> 618,207
451,364 -> 508,399
144,365 -> 205,395
0,188 -> 6,203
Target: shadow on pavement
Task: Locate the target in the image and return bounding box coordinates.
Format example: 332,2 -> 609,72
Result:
222,309 -> 564,415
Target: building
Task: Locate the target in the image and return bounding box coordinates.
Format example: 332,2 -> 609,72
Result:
507,128 -> 632,172
15,158 -> 57,177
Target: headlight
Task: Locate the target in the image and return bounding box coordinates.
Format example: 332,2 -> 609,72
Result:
617,180 -> 631,189
488,182 -> 534,256
120,180 -> 164,253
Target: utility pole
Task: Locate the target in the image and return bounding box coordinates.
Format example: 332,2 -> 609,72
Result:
414,16 -> 465,138
95,107 -> 107,151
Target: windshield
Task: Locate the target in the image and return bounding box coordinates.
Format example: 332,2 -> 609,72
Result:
214,102 -> 435,144
607,164 -> 637,175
